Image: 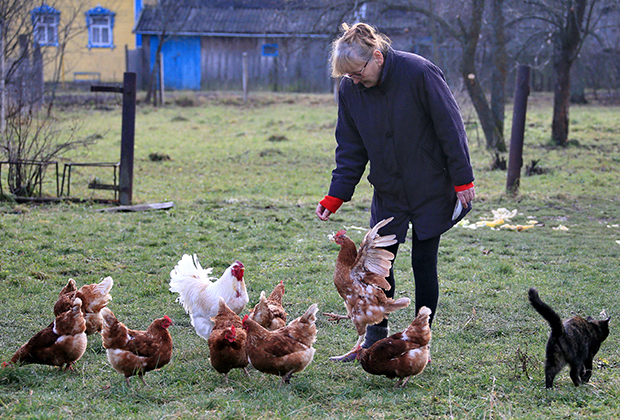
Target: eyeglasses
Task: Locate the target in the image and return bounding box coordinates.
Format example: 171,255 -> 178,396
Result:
345,58 -> 371,79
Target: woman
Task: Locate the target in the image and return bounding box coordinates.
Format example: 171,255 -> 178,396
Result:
316,22 -> 475,359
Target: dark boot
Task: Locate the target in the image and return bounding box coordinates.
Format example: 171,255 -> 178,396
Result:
362,324 -> 389,348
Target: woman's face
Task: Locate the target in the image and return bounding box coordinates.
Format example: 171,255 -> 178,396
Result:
345,50 -> 384,88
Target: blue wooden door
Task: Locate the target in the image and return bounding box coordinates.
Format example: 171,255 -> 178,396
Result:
150,36 -> 201,90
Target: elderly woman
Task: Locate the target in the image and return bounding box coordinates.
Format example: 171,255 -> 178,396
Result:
316,22 -> 475,360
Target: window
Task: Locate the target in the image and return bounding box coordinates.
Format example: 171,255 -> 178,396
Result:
31,4 -> 60,47
262,44 -> 278,57
85,6 -> 115,49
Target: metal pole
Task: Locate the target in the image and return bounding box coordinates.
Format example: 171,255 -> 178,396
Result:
506,65 -> 531,194
242,52 -> 248,103
119,72 -> 136,205
158,52 -> 164,106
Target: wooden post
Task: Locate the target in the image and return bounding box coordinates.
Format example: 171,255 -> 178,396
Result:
90,73 -> 137,205
0,19 -> 5,135
506,65 -> 531,194
119,72 -> 137,205
242,52 -> 248,103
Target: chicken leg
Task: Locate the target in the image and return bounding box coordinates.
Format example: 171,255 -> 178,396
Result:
329,335 -> 365,362
323,312 -> 349,323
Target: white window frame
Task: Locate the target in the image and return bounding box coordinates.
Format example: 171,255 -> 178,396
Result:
89,16 -> 112,47
31,8 -> 59,47
85,7 -> 115,49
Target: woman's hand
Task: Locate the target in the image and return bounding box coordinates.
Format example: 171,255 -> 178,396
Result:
316,203 -> 332,221
456,186 -> 475,206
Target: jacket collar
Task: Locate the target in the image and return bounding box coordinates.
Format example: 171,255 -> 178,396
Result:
354,47 -> 394,93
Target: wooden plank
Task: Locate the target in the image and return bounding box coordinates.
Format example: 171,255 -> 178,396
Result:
96,201 -> 174,213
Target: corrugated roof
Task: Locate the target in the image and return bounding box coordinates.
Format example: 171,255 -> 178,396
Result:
134,4 -> 344,37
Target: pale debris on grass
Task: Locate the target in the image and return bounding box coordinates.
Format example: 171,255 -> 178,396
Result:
616,240 -> 620,246
457,207 -> 531,231
456,207 -> 567,232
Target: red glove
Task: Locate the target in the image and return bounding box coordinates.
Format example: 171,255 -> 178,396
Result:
319,195 -> 344,214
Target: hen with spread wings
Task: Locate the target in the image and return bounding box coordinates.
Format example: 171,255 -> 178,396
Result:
324,217 -> 411,361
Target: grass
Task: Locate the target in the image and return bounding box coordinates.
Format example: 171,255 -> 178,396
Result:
1,91 -> 619,419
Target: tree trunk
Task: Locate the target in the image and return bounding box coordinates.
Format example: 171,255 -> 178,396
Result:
551,0 -> 588,146
460,0 -> 504,151
145,35 -> 166,106
491,0 -> 506,151
552,56 -> 571,145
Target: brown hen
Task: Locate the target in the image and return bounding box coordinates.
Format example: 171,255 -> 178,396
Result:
54,276 -> 114,334
249,280 -> 287,330
243,303 -> 318,385
100,307 -> 173,386
357,306 -> 432,387
208,297 -> 248,383
4,298 -> 87,371
324,217 -> 411,361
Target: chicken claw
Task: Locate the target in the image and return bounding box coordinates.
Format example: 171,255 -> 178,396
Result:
323,312 -> 349,323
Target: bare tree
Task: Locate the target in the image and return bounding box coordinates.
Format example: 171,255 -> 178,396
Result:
518,0 -> 612,146
381,0 -> 507,151
0,0 -> 105,197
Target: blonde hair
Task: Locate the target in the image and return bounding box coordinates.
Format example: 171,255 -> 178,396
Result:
329,22 -> 392,78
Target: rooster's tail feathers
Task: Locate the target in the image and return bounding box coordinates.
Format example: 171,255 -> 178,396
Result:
169,254 -> 215,312
170,254 -> 214,279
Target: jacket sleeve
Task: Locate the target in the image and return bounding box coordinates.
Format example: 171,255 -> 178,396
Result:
421,64 -> 474,186
327,82 -> 369,201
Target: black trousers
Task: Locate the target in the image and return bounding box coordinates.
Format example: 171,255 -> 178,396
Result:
376,231 -> 441,328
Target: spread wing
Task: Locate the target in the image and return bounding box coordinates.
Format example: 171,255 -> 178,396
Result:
350,217 -> 397,290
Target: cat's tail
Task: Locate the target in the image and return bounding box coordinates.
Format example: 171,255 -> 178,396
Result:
528,287 -> 564,337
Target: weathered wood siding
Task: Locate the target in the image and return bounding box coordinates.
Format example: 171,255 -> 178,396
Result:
200,36 -> 332,92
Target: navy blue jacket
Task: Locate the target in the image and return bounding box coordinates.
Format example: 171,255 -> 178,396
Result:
327,49 -> 474,241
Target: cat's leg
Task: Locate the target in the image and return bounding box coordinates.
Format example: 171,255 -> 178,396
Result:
545,359 -> 564,388
569,364 -> 584,387
581,357 -> 594,382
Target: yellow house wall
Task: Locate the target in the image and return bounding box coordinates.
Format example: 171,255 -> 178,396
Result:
40,0 -> 136,83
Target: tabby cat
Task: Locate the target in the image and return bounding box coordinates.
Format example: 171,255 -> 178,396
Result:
528,287 -> 610,388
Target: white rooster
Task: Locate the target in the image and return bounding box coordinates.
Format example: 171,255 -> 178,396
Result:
169,254 -> 248,340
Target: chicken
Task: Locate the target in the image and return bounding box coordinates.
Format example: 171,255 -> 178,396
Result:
249,280 -> 287,330
3,298 -> 87,370
54,276 -> 114,335
208,297 -> 248,383
243,303 -> 318,385
357,306 -> 432,388
324,217 -> 411,361
100,307 -> 173,386
169,255 -> 248,341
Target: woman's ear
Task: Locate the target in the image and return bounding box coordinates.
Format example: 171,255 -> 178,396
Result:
373,50 -> 384,66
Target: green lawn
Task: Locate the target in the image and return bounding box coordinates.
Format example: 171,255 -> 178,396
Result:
1,92 -> 619,419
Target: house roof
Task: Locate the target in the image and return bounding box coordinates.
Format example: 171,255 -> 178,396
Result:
134,4 -> 345,38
